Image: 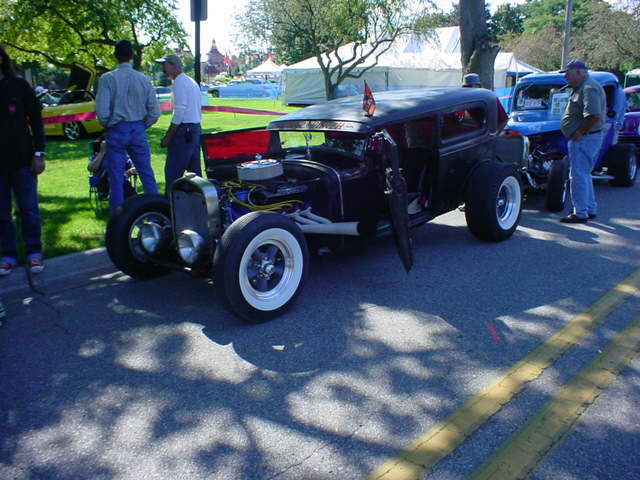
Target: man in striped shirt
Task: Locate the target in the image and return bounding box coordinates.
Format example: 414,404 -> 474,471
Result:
95,40 -> 160,212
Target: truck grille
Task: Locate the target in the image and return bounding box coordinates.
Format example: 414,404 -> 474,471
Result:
171,189 -> 211,247
617,135 -> 640,152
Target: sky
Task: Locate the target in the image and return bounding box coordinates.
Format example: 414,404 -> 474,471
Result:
174,0 -> 529,57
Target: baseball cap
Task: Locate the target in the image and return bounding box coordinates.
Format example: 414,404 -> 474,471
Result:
156,53 -> 183,69
462,73 -> 482,87
559,59 -> 587,73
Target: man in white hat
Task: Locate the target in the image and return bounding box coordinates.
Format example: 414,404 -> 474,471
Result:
156,53 -> 202,191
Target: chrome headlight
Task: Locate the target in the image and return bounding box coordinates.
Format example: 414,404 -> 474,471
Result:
140,222 -> 164,254
177,229 -> 205,265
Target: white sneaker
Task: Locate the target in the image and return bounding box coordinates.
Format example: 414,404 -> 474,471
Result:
28,257 -> 45,274
0,261 -> 13,276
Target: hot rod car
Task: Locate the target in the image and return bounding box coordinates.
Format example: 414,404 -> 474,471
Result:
105,88 -> 524,322
504,71 -> 636,212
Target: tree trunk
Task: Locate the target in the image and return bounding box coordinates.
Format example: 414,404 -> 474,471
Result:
459,0 -> 500,90
324,72 -> 337,100
132,48 -> 143,71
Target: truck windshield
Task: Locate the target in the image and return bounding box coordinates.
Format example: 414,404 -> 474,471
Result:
278,131 -> 367,157
513,84 -> 566,111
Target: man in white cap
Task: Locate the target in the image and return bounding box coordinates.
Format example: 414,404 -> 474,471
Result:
559,59 -> 605,223
156,53 -> 202,191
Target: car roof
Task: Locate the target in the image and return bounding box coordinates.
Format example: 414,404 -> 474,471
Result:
268,87 -> 497,133
515,71 -> 620,87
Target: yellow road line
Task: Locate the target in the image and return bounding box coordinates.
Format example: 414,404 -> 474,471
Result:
365,268 -> 640,480
469,315 -> 640,480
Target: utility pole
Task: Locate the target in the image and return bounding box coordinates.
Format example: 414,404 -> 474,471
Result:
191,0 -> 208,84
561,0 -> 574,69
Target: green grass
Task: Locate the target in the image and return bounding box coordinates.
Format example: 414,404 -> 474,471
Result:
30,98 -> 302,260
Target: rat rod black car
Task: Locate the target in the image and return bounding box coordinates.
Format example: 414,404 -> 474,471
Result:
106,88 -> 524,322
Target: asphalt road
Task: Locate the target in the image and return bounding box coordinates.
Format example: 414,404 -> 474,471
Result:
1,179 -> 639,480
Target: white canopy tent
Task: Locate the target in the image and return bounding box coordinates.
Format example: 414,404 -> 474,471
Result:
281,27 -> 541,105
246,58 -> 287,80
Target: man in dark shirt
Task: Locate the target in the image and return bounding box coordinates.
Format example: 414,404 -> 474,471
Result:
558,60 -> 606,223
0,45 -> 46,276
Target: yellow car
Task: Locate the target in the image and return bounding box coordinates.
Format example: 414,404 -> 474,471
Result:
40,64 -> 103,141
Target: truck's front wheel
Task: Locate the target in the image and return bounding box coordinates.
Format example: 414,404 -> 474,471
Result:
546,158 -> 569,211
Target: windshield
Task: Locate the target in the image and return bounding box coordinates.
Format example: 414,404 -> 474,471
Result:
627,90 -> 640,112
277,131 -> 368,157
513,84 -> 567,111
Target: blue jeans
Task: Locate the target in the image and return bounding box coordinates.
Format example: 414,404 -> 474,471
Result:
0,167 -> 42,264
165,124 -> 202,192
105,122 -> 158,212
567,131 -> 603,218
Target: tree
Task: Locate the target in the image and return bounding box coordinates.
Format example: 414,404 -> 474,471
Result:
499,0 -> 640,74
236,0 -> 427,100
0,0 -> 187,74
489,3 -> 526,40
460,0 -> 500,89
574,0 -> 640,74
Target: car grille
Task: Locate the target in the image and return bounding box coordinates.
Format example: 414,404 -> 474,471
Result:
171,188 -> 211,248
617,135 -> 640,152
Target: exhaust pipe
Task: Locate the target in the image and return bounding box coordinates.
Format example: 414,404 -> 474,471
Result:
287,208 -> 360,236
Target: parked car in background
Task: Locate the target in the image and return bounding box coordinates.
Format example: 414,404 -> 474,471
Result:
105,87 -> 524,322
40,89 -> 102,140
40,64 -> 102,141
503,71 -> 635,212
209,78 -> 280,98
618,86 -> 640,154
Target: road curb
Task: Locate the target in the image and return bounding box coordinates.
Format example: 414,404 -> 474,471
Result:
0,247 -> 116,302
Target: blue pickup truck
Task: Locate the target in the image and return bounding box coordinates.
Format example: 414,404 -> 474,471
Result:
504,71 -> 637,211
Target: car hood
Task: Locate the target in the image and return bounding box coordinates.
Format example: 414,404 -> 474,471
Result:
67,64 -> 96,91
506,110 -> 561,135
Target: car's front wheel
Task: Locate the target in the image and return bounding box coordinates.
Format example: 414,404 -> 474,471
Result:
213,212 -> 308,323
106,194 -> 171,280
210,90 -> 220,98
546,158 -> 569,211
62,121 -> 84,141
606,144 -> 638,187
465,162 -> 522,241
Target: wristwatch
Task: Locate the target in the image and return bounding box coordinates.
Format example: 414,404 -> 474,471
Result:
34,152 -> 45,158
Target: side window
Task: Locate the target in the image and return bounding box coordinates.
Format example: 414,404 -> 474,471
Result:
603,85 -> 615,109
405,115 -> 436,149
441,107 -> 486,140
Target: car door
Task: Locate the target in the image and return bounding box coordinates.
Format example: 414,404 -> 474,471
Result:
435,102 -> 492,212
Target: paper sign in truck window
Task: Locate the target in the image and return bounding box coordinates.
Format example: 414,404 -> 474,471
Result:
550,93 -> 570,116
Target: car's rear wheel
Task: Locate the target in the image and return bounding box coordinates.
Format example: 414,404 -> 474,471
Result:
106,194 -> 171,280
465,162 -> 522,241
213,212 -> 308,323
546,158 -> 569,211
210,90 -> 220,98
606,144 -> 638,186
62,121 -> 84,141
